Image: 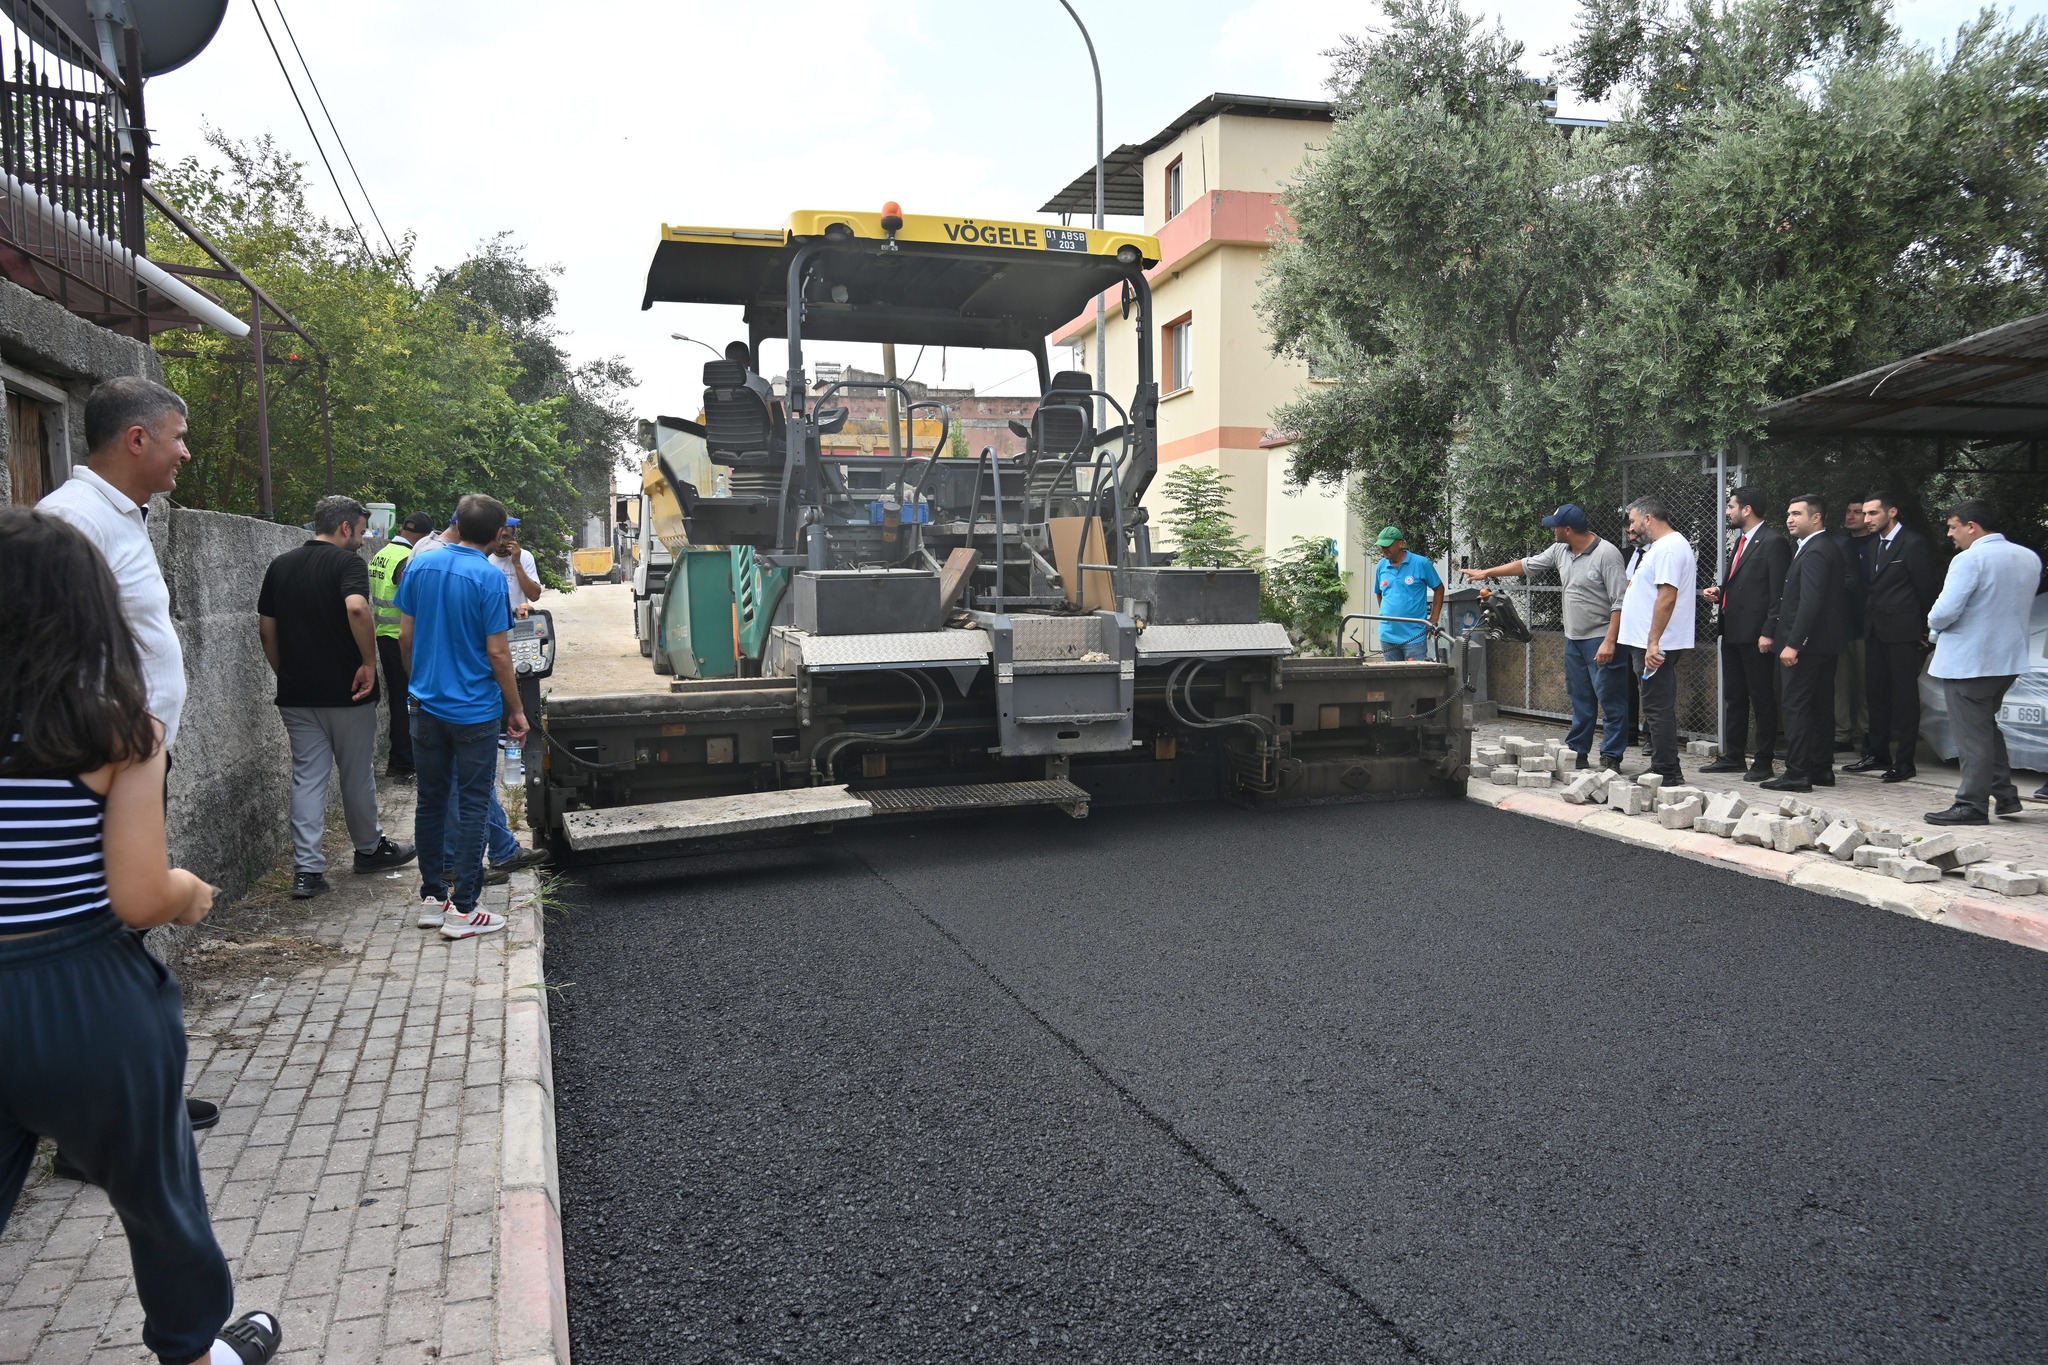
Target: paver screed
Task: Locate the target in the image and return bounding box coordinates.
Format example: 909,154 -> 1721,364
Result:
0,782 -> 559,1365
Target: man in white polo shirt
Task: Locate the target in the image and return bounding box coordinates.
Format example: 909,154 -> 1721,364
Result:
37,376 -> 191,748
1616,494 -> 1698,785
36,374 -> 222,1151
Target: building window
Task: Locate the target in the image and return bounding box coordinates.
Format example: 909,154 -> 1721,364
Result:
1165,156 -> 1183,219
1164,314 -> 1193,393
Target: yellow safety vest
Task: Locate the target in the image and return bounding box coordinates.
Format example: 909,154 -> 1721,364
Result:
367,540 -> 412,640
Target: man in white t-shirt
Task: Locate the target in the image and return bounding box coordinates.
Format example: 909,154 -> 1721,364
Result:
1616,495 -> 1697,783
490,516 -> 542,616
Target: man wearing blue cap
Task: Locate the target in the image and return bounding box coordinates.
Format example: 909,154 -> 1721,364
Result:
1371,526 -> 1443,661
1466,504 -> 1630,769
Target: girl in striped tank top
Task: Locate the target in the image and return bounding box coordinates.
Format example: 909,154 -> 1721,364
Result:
0,507 -> 279,1365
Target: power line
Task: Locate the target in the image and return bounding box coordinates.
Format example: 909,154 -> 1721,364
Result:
269,0 -> 399,263
247,0 -> 375,263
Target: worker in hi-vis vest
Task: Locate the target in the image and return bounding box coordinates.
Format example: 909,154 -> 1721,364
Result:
368,512 -> 437,780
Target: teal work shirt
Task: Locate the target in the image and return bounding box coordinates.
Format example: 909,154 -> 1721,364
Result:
393,543 -> 513,725
1374,552 -> 1442,645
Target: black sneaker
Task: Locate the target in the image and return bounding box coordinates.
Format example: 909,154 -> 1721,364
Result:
353,838 -> 418,873
1741,765 -> 1773,782
290,872 -> 331,900
1995,794 -> 2024,817
1699,758 -> 1745,774
493,847 -> 546,874
187,1097 -> 220,1130
215,1311 -> 283,1364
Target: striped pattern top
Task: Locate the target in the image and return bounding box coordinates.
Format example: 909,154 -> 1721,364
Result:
0,774 -> 111,928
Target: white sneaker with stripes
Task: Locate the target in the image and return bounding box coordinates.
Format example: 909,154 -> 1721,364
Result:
440,908 -> 506,941
415,892 -> 451,929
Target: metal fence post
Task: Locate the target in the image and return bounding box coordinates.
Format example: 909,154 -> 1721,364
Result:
1715,444 -> 1727,756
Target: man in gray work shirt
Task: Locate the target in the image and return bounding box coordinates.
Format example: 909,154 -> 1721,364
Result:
1465,503 -> 1630,769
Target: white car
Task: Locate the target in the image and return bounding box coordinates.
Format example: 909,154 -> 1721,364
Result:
1917,592 -> 2048,771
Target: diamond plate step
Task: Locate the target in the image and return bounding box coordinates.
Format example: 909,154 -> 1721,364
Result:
858,778 -> 1090,817
562,785 -> 872,851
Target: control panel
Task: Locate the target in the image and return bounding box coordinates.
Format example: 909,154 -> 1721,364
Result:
509,609 -> 556,679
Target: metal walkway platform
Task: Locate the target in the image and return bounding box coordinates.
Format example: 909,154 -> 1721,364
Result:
859,778 -> 1091,818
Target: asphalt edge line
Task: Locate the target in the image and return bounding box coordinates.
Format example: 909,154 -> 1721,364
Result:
1465,785 -> 2048,952
498,870 -> 573,1365
844,844 -> 1431,1362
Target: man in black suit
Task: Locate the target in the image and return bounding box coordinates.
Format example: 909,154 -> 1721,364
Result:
1702,486 -> 1794,780
1761,493 -> 1849,792
1844,491 -> 1938,782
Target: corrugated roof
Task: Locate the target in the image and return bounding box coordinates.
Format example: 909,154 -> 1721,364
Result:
1039,93 -> 1335,217
1761,312 -> 2048,441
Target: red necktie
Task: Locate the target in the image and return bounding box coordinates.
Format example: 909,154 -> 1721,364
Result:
1726,532 -> 1748,596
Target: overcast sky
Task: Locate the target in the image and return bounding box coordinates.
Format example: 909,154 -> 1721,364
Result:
147,0 -> 2002,407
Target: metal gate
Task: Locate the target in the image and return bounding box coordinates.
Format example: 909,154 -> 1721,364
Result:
1487,449 -> 1731,744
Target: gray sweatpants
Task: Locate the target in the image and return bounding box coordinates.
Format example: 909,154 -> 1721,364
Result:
280,704 -> 384,873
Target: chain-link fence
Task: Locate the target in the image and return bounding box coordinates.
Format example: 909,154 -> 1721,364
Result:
1480,450 -> 1729,744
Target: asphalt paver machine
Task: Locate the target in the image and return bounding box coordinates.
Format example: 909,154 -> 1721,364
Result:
532,205 -> 1479,858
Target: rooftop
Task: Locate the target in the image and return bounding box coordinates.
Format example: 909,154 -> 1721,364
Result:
1039,93 -> 1336,218
1760,311 -> 2048,442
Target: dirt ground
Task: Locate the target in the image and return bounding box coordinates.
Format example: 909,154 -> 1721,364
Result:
537,581 -> 662,699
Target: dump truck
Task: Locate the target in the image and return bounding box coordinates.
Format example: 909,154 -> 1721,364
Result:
529,205 -> 1505,860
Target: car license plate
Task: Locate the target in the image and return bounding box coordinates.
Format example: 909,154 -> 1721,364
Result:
1999,703 -> 2045,726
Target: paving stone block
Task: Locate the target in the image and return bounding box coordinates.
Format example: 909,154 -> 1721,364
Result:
1656,785 -> 1705,807
1517,771 -> 1553,787
1892,858 -> 1942,883
1473,745 -> 1507,767
1519,755 -> 1552,772
1851,844 -> 1893,869
1490,765 -> 1519,786
1905,831 -> 1961,862
1560,771 -> 1604,805
1776,796 -> 1810,818
1553,749 -> 1582,776
1636,773 -> 1664,791
1503,737 -> 1543,758
1608,783 -> 1652,815
1863,829 -> 1903,850
1817,821 -> 1865,860
1731,810 -> 1779,846
1657,796 -> 1705,829
1964,865 -> 2041,896
1692,815 -> 1740,837
1927,839 -> 1992,872
1772,819 -> 1815,853
2017,868 -> 2048,896
1703,791 -> 1748,822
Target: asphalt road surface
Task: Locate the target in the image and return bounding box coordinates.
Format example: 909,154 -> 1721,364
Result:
548,797 -> 2048,1363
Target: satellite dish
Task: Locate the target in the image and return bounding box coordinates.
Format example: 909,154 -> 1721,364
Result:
3,0 -> 228,77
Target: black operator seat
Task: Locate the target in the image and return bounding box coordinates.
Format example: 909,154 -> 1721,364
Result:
701,360 -> 785,469
1033,370 -> 1095,457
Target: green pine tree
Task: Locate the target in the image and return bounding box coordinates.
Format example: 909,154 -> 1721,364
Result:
1159,464 -> 1251,568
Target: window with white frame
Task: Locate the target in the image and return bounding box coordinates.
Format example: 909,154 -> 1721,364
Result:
1165,157 -> 1183,219
1164,315 -> 1193,393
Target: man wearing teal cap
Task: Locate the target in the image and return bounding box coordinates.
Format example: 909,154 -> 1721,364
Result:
1372,526 -> 1443,661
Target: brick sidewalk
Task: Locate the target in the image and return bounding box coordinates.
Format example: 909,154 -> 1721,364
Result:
0,783 -> 567,1365
1476,717 -> 2048,868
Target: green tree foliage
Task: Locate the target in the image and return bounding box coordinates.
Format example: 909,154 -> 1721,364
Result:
1264,536 -> 1351,654
146,134 -> 637,581
1159,464 -> 1252,567
1263,0 -> 2048,548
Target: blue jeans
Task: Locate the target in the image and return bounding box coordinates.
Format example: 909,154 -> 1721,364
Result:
411,710 -> 500,913
1383,636 -> 1432,662
446,781 -> 519,872
1563,636 -> 1631,760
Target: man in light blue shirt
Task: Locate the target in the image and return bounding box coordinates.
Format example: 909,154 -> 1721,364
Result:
1922,498 -> 2043,825
1372,526 -> 1443,662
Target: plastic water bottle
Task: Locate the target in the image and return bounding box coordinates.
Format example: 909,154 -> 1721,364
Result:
502,738 -> 524,786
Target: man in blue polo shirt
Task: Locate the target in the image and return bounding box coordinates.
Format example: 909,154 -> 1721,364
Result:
395,493 -> 530,939
1373,525 -> 1444,661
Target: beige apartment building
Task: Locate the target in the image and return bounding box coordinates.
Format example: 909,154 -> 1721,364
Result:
1044,93 -> 1369,617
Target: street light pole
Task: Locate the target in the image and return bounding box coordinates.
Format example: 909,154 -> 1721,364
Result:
1058,0 -> 1107,426
670,333 -> 723,358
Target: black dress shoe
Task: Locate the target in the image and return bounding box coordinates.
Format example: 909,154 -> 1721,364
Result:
353,838 -> 418,873
1759,775 -> 1812,792
1881,767 -> 1917,784
290,872 -> 331,900
1842,755 -> 1886,774
1924,803 -> 1989,826
2035,783 -> 2048,801
1995,794 -> 2024,817
1741,765 -> 1773,782
1811,773 -> 1836,787
1700,758 -> 1745,774
187,1097 -> 221,1130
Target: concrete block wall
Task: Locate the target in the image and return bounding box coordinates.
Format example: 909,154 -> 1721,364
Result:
0,276 -> 161,506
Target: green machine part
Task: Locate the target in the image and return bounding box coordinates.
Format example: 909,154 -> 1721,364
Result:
658,549 -> 738,678
732,544 -> 790,667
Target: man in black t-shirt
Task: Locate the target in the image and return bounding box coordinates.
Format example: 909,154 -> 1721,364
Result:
258,495 -> 416,898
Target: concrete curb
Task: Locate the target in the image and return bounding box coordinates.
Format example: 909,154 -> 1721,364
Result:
1468,784 -> 2048,953
497,871 -> 572,1365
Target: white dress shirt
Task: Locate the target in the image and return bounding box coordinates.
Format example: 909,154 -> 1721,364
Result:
38,466 -> 189,746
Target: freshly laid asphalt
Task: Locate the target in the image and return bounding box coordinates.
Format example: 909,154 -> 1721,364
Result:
547,797 -> 2048,1363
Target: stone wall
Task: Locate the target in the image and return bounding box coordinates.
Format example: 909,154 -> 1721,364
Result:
0,276 -> 161,505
